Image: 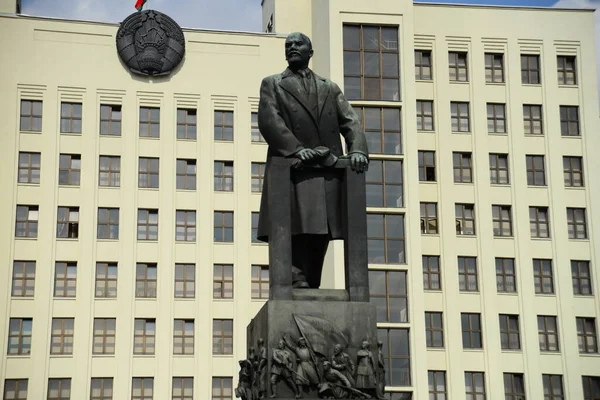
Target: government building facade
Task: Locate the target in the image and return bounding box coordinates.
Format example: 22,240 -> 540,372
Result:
0,0 -> 599,398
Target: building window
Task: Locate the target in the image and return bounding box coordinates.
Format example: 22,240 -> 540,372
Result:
99,156 -> 120,187
56,206 -> 79,239
251,265 -> 269,300
15,205 -> 38,238
136,263 -> 157,298
20,99 -> 42,132
485,53 -> 504,83
563,156 -> 583,187
462,313 -> 482,349
448,52 -> 468,82
526,155 -> 546,186
251,112 -> 265,142
251,162 -> 265,193
213,264 -> 233,299
366,160 -> 403,207
458,256 -> 478,292
176,159 -> 197,190
50,318 -> 74,355
523,105 -> 543,135
176,210 -> 196,242
496,258 -> 516,293
11,261 -> 35,297
137,209 -> 158,241
370,270 -> 408,323
572,260 -> 592,296
139,107 -> 160,138
8,318 -> 32,355
139,157 -> 159,189
177,108 -> 197,140
212,378 -> 233,400
214,211 -> 234,242
453,152 -> 472,183
3,379 -> 28,400
577,317 -> 598,354
418,151 -> 436,182
465,372 -> 486,399
132,378 -> 153,400
93,318 -> 115,355
343,24 -> 400,101
451,102 -> 470,132
134,319 -> 156,355
378,328 -> 410,386
97,208 -> 119,239
95,262 -> 117,298
214,110 -> 234,141
538,315 -> 559,352
175,264 -> 195,299
489,153 -> 509,185
499,314 -> 520,350
492,205 -> 512,237
529,206 -> 550,238
560,106 -> 580,136
425,312 -> 443,348
47,378 -> 71,400
353,106 -> 402,155
582,376 -> 600,400
173,319 -> 194,355
415,49 -> 432,80
428,371 -> 447,399
420,202 -> 438,234
533,259 -> 554,294
54,262 -> 77,297
100,104 -> 121,136
487,103 -> 506,133
18,152 -> 41,184
567,208 -> 588,239
455,203 -> 475,235
368,214 -> 405,264
90,378 -> 113,400
416,100 -> 434,131
172,377 -> 193,400
213,319 -> 233,355
504,373 -> 525,400
60,102 -> 82,134
58,154 -> 81,186
214,161 -> 234,192
557,55 -> 576,85
422,255 -> 441,291
251,212 -> 260,244
521,54 -> 541,84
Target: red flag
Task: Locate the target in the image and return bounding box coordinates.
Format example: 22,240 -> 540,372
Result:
135,0 -> 147,11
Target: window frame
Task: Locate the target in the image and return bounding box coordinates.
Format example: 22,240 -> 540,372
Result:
453,152 -> 473,183
251,265 -> 270,300
11,260 -> 35,297
377,328 -> 411,387
571,260 -> 592,296
492,205 -> 512,237
131,377 -> 154,400
135,263 -> 157,299
50,318 -> 74,355
213,264 -> 234,299
365,159 -> 403,208
54,261 -> 77,298
176,159 -> 197,191
7,318 -> 32,355
560,105 -> 580,136
521,54 -> 541,84
212,319 -> 233,355
97,207 -> 119,240
18,152 -> 41,184
211,377 -> 233,400
485,52 -> 504,83
90,377 -> 113,400
138,157 -> 159,189
557,55 -> 576,85
533,259 -> 554,295
414,49 -> 432,81
173,319 -> 195,355
526,155 -> 546,186
367,213 -> 405,264
567,208 -> 588,239
214,211 -> 234,243
422,255 -> 441,291
60,102 -> 82,134
465,372 -> 486,399
489,153 -> 509,185
563,156 -> 584,187
420,202 -> 438,234
455,203 -> 475,236
175,210 -> 196,242
538,315 -> 559,352
172,377 -> 194,400
458,256 -> 478,292
15,205 -> 39,238
95,262 -> 117,298
139,106 -> 160,138
47,378 -> 71,400
99,155 -> 120,187
369,270 -> 408,323
504,373 -> 526,400
137,209 -> 159,241
99,104 -> 121,136
353,106 -> 402,155
56,206 -> 79,239
20,99 -> 42,132
133,319 -> 156,355
92,318 -> 116,355
523,104 -> 543,135
418,150 -> 436,182
176,108 -> 197,140
251,162 -> 266,193
214,161 -> 234,192
214,110 -> 234,141
499,314 -> 521,350
416,100 -> 434,131
448,51 -> 468,82
487,103 -> 507,133
3,379 -> 28,400
175,263 -> 195,299
58,154 -> 81,186
461,313 -> 482,349
529,206 -> 550,239
450,102 -> 470,132
496,258 -> 517,293
428,370 -> 447,399
577,317 -> 598,354
425,312 -> 444,348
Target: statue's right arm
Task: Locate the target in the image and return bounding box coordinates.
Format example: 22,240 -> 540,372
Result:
258,77 -> 304,157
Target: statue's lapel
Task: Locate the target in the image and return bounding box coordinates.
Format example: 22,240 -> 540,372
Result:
315,74 -> 330,121
279,69 -> 318,127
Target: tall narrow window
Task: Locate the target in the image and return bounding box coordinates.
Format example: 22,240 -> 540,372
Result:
95,262 -> 117,298
572,260 -> 592,296
213,319 -> 233,355
212,378 -> 233,400
487,103 -> 506,133
176,159 -> 197,190
50,318 -> 74,355
533,259 -> 554,294
213,264 -> 234,299
563,156 -> 584,187
465,372 -> 486,399
214,161 -> 234,192
47,378 -> 71,400
251,162 -> 266,193
414,50 -> 432,80
499,314 -> 520,350
448,52 -> 468,82
251,112 -> 265,142
369,270 -> 408,323
529,206 -> 550,238
366,160 -> 403,207
251,265 -> 270,300
353,106 -> 402,155
420,202 -> 438,234
567,208 -> 588,239
504,373 -> 526,399
458,256 -> 478,292
20,99 -> 42,132
425,312 -> 443,348
343,24 -> 400,101
214,110 -> 234,141
60,102 -> 82,134
54,262 -> 77,298
428,371 -> 447,399
56,207 -> 79,239
15,205 -> 38,238
97,208 -> 119,239
416,100 -> 434,131
90,378 -> 113,400
133,319 -> 156,355
377,328 -> 410,386
177,108 -> 197,140
453,152 -> 472,183
496,258 -> 516,293
489,153 -> 509,184
135,263 -> 157,298
422,255 -> 441,291
582,376 -> 600,400
485,53 -> 504,83
461,313 -> 482,349
526,155 -> 546,186
58,154 -> 81,186
100,104 -> 121,136
455,203 -> 475,235
137,209 -> 158,241
538,315 -> 559,352
8,318 -> 32,355
18,152 -> 41,184
492,205 -> 512,237
251,212 -> 260,244
175,264 -> 195,299
138,157 -> 159,189
214,211 -> 234,242
172,377 -> 194,400
3,379 -> 28,400
173,319 -> 194,355
576,317 -> 598,354
521,54 -> 541,84
560,106 -> 580,136
451,102 -> 470,132
557,55 -> 576,85
93,318 -> 115,355
132,378 -> 153,400
418,151 -> 436,182
139,107 -> 160,138
523,105 -> 543,135
11,261 -> 35,297
99,156 -> 120,187
543,375 -> 565,400
175,210 -> 196,242
367,214 -> 405,264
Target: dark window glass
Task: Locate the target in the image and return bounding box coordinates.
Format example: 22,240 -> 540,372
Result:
177,159 -> 197,190
557,55 -> 576,85
492,205 -> 512,237
367,214 -> 405,264
177,108 -> 197,140
139,157 -> 159,189
214,211 -> 234,242
137,209 -> 159,241
451,102 -> 470,132
214,110 -> 234,141
489,153 -> 509,185
3,379 -> 28,400
353,106 -> 402,155
176,210 -> 196,242
131,377 -> 153,400
428,371 -> 447,399
60,102 -> 82,134
57,206 -> 79,239
212,377 -> 233,400
213,319 -> 233,355
543,374 -> 564,400
15,205 -> 38,238
90,378 -> 113,400
422,256 -> 441,291
563,156 -> 584,187
504,373 -> 526,400
487,103 -> 506,133
213,264 -> 233,299
538,315 -> 559,352
416,100 -> 434,131
418,151 -> 435,182
20,99 -> 42,132
496,258 -> 516,293
560,106 -> 580,136
366,160 -> 403,208
175,264 -> 195,299
7,318 -> 33,355
18,152 -> 41,184
485,53 -> 504,83
582,376 -> 600,400
135,263 -> 157,298
251,162 -> 265,193
251,112 -> 265,143
251,212 -> 260,244
172,377 -> 193,400
425,312 -> 443,348
465,372 -> 486,399
526,155 -> 546,186
533,259 -> 554,294
99,155 -> 120,187
97,208 -> 119,239
251,265 -> 269,300
214,161 -> 234,192
448,52 -> 468,82
461,313 -> 482,349
567,208 -> 588,239
58,154 -> 81,186
415,50 -> 432,80
420,202 -> 438,234
499,314 -> 520,350
47,378 -> 71,400
523,105 -> 543,135
458,256 -> 478,292
529,206 -> 550,238
521,54 -> 541,84
572,260 -> 592,296
455,203 -> 475,235
100,104 -> 121,136
377,328 -> 410,386
577,317 -> 598,354
370,270 -> 408,323
453,152 -> 472,183
139,107 -> 160,138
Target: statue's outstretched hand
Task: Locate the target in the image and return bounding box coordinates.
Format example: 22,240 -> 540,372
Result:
350,153 -> 369,173
295,148 -> 317,162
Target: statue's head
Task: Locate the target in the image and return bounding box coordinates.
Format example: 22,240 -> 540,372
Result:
377,340 -> 383,349
361,340 -> 370,349
278,339 -> 285,349
298,337 -> 307,347
257,338 -> 264,347
333,344 -> 342,355
285,32 -> 313,70
323,360 -> 332,371
249,347 -> 255,357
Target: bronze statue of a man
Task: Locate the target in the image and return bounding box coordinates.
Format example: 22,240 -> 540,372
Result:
257,32 -> 369,289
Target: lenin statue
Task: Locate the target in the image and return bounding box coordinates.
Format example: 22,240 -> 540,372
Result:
256,32 -> 369,289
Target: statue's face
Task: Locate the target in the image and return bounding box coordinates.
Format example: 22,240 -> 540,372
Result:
278,340 -> 285,349
285,33 -> 313,67
362,341 -> 369,349
334,344 -> 341,354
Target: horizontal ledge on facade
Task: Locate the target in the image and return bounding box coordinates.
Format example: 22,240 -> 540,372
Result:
572,295 -> 596,299
369,265 -> 408,272
19,131 -> 42,135
493,236 -> 514,240
568,239 -> 590,242
49,354 -> 74,358
521,84 -> 543,88
426,348 -> 446,352
59,132 -> 82,137
558,85 -> 579,89
96,239 -> 119,242
14,237 -> 38,241
10,297 -> 35,301
91,354 -> 115,358
6,355 -> 31,359
424,290 -> 443,293
451,131 -> 472,135
16,183 -> 40,187
58,185 -> 80,188
530,238 -> 552,242
496,292 -> 519,296
139,137 -> 161,141
462,349 -> 484,352
561,136 -> 582,139
56,238 -> 78,242
578,353 -> 600,358
500,349 -> 522,353
376,323 -> 411,328
485,82 -> 506,86
417,130 -> 436,134
419,181 -> 438,185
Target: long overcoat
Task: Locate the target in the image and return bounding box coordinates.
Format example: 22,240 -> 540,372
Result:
256,68 -> 368,242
